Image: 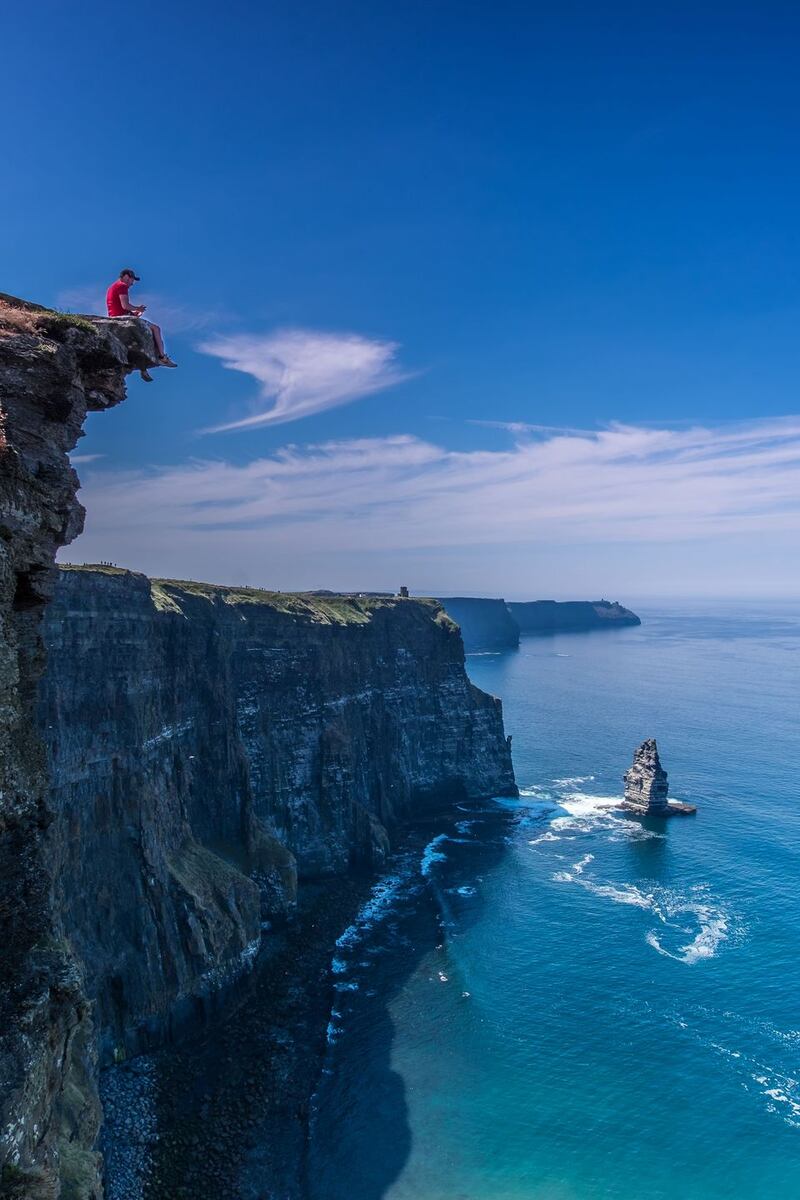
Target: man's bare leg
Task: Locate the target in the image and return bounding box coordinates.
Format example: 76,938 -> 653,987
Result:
147,321 -> 177,367
148,321 -> 166,358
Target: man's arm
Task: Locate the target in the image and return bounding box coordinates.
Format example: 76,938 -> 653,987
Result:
119,290 -> 145,316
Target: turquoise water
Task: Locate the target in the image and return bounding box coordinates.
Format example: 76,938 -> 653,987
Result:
308,603 -> 800,1199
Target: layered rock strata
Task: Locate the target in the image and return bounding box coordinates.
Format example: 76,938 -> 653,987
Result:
0,301 -> 158,1197
39,568 -> 517,1064
622,738 -> 695,816
623,738 -> 669,812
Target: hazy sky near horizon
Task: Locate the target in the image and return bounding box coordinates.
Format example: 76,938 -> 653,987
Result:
4,1 -> 800,597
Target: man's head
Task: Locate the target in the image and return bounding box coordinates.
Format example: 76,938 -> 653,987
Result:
120,268 -> 140,285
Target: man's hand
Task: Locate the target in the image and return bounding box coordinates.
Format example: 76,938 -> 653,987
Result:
134,305 -> 146,315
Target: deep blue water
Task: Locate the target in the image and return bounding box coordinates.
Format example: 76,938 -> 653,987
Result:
308,602 -> 800,1199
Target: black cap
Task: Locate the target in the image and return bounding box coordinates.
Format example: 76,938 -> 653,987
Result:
120,268 -> 141,281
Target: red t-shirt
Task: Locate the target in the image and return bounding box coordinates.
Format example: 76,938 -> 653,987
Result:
106,280 -> 130,317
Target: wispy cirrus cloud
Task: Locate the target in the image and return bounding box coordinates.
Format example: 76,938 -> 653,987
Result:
65,417 -> 800,594
198,328 -> 410,432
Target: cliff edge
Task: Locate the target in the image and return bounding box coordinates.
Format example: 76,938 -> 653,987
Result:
0,295 -> 517,1197
40,568 -> 517,1066
0,298 -> 158,1197
436,597 -> 520,651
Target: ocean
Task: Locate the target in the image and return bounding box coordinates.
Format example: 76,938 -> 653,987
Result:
307,601 -> 800,1200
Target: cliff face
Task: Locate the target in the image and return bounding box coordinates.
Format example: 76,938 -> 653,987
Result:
508,599 -> 641,634
0,297 -> 517,1195
0,302 -> 159,1196
39,569 -> 516,1064
436,597 -> 520,651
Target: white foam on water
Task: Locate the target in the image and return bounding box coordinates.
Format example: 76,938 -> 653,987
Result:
553,873 -> 652,907
333,852 -> 420,972
571,853 -> 594,875
646,910 -> 729,964
556,792 -> 621,820
552,775 -> 595,787
554,859 -> 734,964
752,1073 -> 800,1126
421,833 -> 449,877
528,831 -> 562,846
547,790 -> 665,843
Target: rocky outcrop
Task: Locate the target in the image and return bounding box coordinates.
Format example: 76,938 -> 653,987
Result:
508,599 -> 641,634
0,301 -> 159,1196
436,597 -> 520,651
622,739 -> 695,816
623,739 -> 669,812
39,568 -> 517,1066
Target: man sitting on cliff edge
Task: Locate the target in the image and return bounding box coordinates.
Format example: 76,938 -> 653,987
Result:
106,268 -> 177,382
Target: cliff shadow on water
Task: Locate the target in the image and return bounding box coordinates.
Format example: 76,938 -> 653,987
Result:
98,799 -> 517,1200
300,801 -> 518,1200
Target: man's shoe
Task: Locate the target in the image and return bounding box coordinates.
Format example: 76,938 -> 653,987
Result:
159,356 -> 178,368
140,369 -> 154,382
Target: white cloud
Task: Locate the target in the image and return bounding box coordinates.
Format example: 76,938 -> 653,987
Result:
198,328 -> 409,431
65,417 -> 800,595
69,453 -> 104,464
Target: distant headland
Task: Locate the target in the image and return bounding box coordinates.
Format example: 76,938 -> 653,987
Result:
437,597 -> 641,652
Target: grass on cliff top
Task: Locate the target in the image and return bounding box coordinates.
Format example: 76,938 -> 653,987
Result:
152,577 -> 442,625
59,565 -> 446,627
0,293 -> 96,337
61,563 -> 130,576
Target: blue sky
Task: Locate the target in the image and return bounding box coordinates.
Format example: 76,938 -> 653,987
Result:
4,1 -> 800,596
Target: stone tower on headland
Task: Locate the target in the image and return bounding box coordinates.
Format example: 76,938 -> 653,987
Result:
622,739 -> 696,816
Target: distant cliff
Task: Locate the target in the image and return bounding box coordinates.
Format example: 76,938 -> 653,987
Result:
436,597 -> 520,651
40,568 -> 517,1066
508,600 -> 641,634
0,297 -> 159,1198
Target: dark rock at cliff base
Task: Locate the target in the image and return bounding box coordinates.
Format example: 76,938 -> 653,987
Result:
436,597 -> 520,651
0,297 -> 159,1194
622,739 -> 696,816
508,599 -> 641,635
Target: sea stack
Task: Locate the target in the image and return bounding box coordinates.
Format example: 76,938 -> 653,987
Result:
622,739 -> 696,816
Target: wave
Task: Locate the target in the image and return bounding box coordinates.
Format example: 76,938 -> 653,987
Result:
646,915 -> 728,965
662,1006 -> 800,1128
528,830 -> 563,846
421,833 -> 450,877
554,859 -> 734,964
333,853 -> 420,968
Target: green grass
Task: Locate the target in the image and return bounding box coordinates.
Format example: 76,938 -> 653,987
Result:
150,576 -> 437,625
58,565 -> 444,627
60,564 -> 130,576
0,293 -> 96,337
